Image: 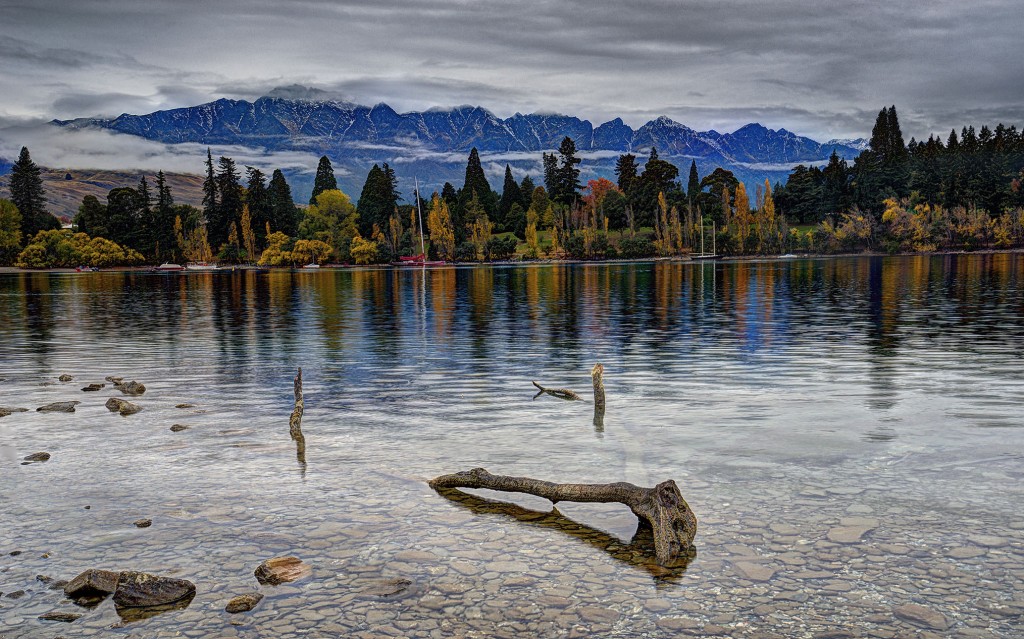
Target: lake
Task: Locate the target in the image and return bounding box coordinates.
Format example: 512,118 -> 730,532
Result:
1,254 -> 1023,638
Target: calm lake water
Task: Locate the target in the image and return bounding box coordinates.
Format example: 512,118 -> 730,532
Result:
2,255 -> 1023,638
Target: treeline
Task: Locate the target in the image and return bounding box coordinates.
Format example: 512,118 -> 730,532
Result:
5,104 -> 1024,268
777,107 -> 1024,220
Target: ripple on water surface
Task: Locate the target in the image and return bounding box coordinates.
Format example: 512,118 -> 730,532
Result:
1,255 -> 1023,637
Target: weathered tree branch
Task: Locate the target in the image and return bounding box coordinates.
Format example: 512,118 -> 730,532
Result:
531,381 -> 582,401
429,468 -> 697,564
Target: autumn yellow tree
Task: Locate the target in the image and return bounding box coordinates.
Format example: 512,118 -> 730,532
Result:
426,194 -> 455,261
240,204 -> 257,262
732,183 -> 752,253
524,205 -> 540,258
174,215 -> 212,262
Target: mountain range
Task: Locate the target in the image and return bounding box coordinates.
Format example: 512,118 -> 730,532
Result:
42,93 -> 867,203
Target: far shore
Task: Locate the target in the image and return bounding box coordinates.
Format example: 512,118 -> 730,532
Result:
1,248 -> 1022,276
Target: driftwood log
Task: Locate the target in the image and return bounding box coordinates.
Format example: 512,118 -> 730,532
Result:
289,368 -> 306,467
429,468 -> 697,565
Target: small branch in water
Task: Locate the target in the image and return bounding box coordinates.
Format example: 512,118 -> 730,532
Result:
428,467 -> 697,565
531,381 -> 582,401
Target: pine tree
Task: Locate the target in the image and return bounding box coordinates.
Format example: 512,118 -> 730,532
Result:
554,137 -> 582,207
9,146 -> 57,243
154,171 -> 176,261
211,156 -> 243,250
461,148 -> 494,212
357,164 -> 400,237
519,175 -> 535,200
497,164 -> 522,231
268,169 -> 299,236
310,156 -> 338,205
614,153 -> 638,195
687,161 -> 701,205
245,167 -> 271,248
135,175 -> 155,257
542,152 -> 558,196
202,149 -> 217,223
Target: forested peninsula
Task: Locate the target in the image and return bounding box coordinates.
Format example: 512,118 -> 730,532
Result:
2,106 -> 1023,268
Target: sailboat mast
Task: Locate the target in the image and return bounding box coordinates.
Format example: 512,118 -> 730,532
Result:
415,177 -> 426,260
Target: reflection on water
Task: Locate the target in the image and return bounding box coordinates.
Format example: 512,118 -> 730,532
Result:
1,254 -> 1023,638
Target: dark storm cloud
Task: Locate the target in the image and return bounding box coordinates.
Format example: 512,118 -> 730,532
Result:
1,0 -> 1021,170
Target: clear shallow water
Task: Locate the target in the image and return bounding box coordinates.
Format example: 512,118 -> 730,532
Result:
1,255 -> 1023,638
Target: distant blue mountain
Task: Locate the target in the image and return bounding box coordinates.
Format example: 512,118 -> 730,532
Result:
52,94 -> 862,201
0,157 -> 11,177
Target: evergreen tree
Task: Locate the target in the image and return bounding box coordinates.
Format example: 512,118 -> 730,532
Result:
553,136 -> 582,207
105,187 -> 141,248
245,167 -> 271,248
9,146 -> 57,243
542,152 -> 558,196
268,169 -> 299,236
211,156 -> 243,250
519,175 -> 535,201
154,171 -> 176,261
687,161 -> 701,204
202,149 -> 217,223
0,199 -> 22,265
134,175 -> 155,257
356,164 -> 400,237
497,164 -> 522,231
310,156 -> 338,204
615,154 -> 638,195
74,195 -> 108,239
461,148 -> 495,213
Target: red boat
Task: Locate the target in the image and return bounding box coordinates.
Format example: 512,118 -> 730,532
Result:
393,254 -> 445,267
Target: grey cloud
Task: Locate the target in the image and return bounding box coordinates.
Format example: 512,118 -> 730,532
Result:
1,0 -> 1022,145
0,118 -> 323,174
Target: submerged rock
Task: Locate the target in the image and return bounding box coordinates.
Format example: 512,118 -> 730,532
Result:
134,519 -> 152,528
115,381 -> 146,396
58,374 -> 74,382
893,603 -> 949,630
37,401 -> 80,413
81,383 -> 105,392
38,611 -> 82,622
360,578 -> 413,598
105,398 -> 142,416
112,571 -> 196,609
175,403 -> 195,409
225,592 -> 264,613
64,569 -> 119,600
254,556 -> 312,585
105,376 -> 124,383
0,407 -> 29,416
23,452 -> 51,463
169,424 -> 190,432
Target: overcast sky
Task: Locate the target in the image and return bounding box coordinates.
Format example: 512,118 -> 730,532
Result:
1,0 -> 1022,171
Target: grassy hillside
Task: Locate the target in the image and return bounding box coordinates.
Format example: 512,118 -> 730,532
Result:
0,168 -> 205,220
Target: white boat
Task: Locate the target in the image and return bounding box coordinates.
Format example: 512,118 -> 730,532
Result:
302,263 -> 321,269
185,262 -> 219,271
154,263 -> 185,272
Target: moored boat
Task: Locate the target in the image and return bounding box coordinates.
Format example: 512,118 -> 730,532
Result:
154,263 -> 185,271
185,261 -> 219,271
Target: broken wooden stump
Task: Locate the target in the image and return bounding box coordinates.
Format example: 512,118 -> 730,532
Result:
428,467 -> 697,565
591,363 -> 606,430
289,368 -> 306,468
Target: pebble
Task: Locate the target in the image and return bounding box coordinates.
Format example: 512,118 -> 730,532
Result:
39,611 -> 82,622
827,526 -> 874,544
225,592 -> 264,613
170,424 -> 190,432
36,401 -> 80,413
134,518 -> 153,528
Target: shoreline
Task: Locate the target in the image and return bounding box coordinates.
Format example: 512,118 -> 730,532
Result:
1,248 -> 1022,275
